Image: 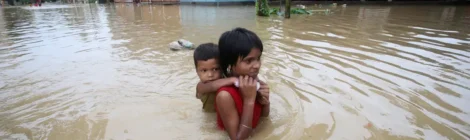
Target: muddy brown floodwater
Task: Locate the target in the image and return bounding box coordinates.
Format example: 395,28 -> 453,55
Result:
1,3 -> 469,140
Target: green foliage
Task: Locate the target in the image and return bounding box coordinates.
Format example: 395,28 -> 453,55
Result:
258,6 -> 320,17
269,8 -> 279,15
291,8 -> 312,14
266,8 -> 313,15
256,0 -> 270,16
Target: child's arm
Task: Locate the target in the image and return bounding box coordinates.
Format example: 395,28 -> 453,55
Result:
196,77 -> 238,99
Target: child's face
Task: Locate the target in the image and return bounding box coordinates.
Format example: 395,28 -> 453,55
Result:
232,48 -> 262,79
196,58 -> 221,83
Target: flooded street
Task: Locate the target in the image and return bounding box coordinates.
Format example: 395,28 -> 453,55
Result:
1,3 -> 470,139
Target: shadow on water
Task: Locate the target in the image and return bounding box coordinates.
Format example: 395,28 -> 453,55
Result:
0,3 -> 469,140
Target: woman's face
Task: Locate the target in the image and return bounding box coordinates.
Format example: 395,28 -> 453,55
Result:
231,48 -> 262,79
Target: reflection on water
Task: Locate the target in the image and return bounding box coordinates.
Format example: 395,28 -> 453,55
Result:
1,4 -> 470,140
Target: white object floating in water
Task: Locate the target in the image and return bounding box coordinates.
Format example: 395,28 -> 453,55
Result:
169,41 -> 182,50
178,39 -> 195,49
234,81 -> 260,91
168,39 -> 195,50
342,4 -> 347,7
296,4 -> 306,9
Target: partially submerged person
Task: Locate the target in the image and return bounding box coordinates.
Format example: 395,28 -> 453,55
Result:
216,27 -> 270,140
193,43 -> 238,112
194,42 -> 269,115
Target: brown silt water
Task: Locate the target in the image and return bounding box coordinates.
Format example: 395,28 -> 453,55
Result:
1,4 -> 470,140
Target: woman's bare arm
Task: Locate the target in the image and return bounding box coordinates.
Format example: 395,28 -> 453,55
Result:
216,91 -> 255,140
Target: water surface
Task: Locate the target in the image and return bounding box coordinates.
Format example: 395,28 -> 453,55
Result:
1,4 -> 470,140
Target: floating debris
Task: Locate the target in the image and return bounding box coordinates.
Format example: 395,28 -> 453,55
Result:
169,39 -> 195,50
296,4 -> 306,9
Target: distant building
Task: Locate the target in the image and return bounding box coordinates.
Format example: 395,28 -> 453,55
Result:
113,0 -> 469,4
114,0 -> 179,3
180,0 -> 253,4
113,0 -> 252,3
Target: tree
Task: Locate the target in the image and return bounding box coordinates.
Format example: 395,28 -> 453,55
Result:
256,0 -> 270,16
285,0 -> 290,18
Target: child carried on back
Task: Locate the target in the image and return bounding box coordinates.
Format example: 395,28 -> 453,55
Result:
193,28 -> 270,140
193,43 -> 238,112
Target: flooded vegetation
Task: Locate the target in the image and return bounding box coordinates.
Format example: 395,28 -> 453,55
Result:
1,4 -> 470,139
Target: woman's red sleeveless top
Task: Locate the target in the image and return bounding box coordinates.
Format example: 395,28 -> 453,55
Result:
215,86 -> 262,130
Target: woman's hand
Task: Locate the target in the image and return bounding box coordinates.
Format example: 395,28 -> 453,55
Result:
239,76 -> 257,102
257,80 -> 270,105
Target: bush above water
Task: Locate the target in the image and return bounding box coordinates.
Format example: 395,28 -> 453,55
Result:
268,7 -> 315,15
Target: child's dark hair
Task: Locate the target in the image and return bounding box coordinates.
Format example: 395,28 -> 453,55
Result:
218,27 -> 263,76
193,43 -> 219,68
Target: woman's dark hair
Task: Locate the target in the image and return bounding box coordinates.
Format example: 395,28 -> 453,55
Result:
218,27 -> 263,76
193,43 -> 219,68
